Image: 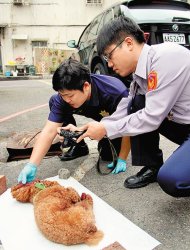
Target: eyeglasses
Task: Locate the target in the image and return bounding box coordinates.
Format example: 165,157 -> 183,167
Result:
102,39 -> 125,62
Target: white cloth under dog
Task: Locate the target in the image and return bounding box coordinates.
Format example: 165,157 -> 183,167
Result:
0,176 -> 160,250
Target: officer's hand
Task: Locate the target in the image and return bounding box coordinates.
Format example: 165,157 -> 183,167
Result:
18,163 -> 37,184
107,158 -> 127,174
76,121 -> 107,142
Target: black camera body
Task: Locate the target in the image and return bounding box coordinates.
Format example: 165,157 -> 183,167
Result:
60,129 -> 86,147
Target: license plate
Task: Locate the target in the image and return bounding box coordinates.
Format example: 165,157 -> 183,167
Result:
163,33 -> 186,44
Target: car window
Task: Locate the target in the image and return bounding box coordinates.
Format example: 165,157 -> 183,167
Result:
121,4 -> 190,23
120,5 -> 134,20
113,5 -> 122,19
78,24 -> 91,50
89,14 -> 103,36
78,25 -> 91,45
131,9 -> 190,23
97,12 -> 105,34
103,9 -> 114,25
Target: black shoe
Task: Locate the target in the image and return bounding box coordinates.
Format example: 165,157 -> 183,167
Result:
124,166 -> 158,189
59,144 -> 89,161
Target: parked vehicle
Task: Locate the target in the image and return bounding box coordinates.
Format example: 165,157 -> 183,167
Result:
67,0 -> 190,84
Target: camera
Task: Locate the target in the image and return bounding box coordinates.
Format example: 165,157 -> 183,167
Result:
59,129 -> 86,147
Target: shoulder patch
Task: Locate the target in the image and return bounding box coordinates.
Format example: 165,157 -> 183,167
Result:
148,71 -> 157,91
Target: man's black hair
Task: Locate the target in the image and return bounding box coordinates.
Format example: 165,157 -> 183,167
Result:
97,16 -> 146,55
52,58 -> 91,91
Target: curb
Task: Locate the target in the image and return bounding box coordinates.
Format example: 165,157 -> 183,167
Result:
0,75 -> 53,81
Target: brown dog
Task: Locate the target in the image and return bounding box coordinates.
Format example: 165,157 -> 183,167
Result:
11,180 -> 103,246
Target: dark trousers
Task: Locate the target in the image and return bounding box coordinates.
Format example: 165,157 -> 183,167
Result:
129,95 -> 190,197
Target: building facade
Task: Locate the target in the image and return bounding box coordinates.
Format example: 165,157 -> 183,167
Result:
0,0 -> 190,74
0,0 -> 121,74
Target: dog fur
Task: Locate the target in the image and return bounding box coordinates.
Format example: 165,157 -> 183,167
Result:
11,179 -> 59,203
11,180 -> 103,246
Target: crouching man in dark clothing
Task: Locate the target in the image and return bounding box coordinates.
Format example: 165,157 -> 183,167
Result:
17,59 -> 131,184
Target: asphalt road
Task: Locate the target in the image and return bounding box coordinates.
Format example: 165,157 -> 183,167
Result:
0,79 -> 189,250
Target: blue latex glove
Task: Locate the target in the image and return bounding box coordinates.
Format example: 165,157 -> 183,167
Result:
18,162 -> 37,184
107,158 -> 127,174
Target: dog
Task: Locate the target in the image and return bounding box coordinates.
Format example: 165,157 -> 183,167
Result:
11,180 -> 103,246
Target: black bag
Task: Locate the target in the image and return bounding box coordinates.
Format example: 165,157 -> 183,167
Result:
6,130 -> 62,162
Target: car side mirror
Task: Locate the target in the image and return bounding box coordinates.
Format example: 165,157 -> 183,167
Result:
67,40 -> 77,48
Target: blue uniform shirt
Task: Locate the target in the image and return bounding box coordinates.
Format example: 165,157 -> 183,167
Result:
48,74 -> 129,124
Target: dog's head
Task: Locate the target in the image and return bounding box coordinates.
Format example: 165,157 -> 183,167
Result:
11,180 -> 60,203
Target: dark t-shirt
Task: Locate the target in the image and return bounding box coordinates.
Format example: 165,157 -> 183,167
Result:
48,74 -> 129,125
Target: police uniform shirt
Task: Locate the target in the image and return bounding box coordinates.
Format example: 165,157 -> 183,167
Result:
48,74 -> 129,124
101,43 -> 190,139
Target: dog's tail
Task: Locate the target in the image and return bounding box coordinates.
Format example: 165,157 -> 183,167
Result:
85,230 -> 104,245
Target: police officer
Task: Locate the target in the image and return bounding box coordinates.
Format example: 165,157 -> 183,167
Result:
18,59 -> 130,184
68,16 -> 190,197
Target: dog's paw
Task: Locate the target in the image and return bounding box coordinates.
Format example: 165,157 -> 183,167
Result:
81,193 -> 93,204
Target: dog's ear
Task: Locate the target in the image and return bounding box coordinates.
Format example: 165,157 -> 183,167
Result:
11,184 -> 32,203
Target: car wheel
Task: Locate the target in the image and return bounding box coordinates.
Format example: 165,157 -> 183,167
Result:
93,63 -> 107,75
